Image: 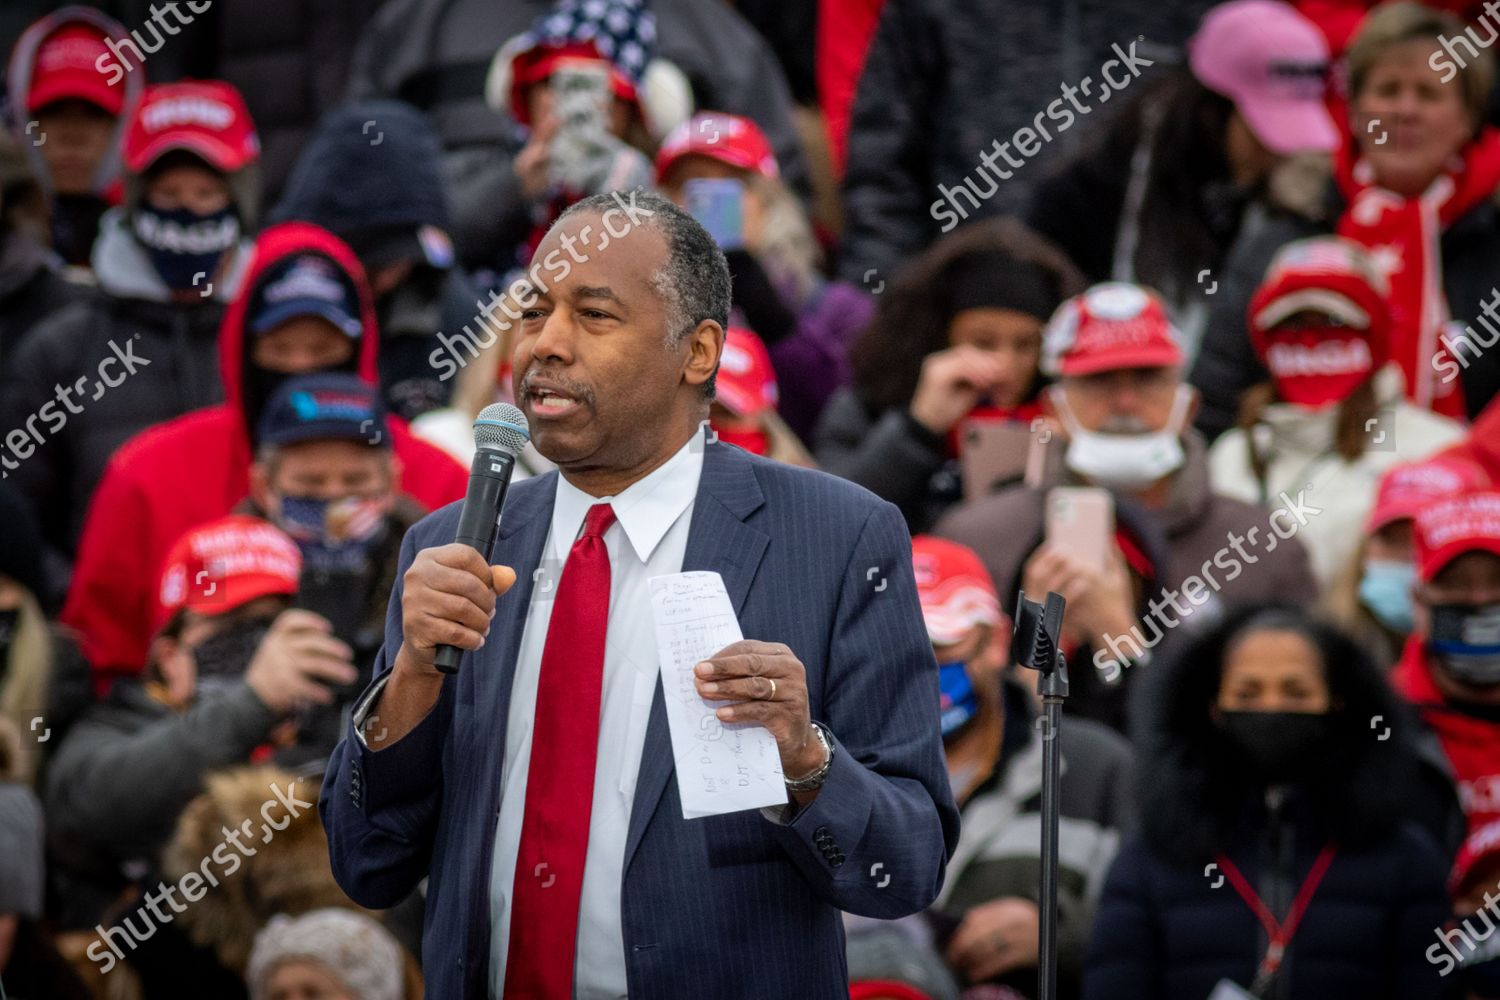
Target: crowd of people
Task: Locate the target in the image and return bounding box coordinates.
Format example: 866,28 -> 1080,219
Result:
3,0 -> 1500,997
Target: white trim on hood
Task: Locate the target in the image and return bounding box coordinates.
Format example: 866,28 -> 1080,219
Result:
90,208 -> 252,304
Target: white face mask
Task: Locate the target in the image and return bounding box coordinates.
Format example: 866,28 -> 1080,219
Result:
1052,384 -> 1191,491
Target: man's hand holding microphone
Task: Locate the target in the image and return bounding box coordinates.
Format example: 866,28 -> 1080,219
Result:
363,405 -> 529,749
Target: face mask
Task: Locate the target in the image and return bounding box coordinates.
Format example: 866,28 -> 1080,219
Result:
1219,710 -> 1330,783
714,426 -> 770,456
1263,327 -> 1376,409
191,618 -> 271,701
275,495 -> 390,572
1054,385 -> 1190,491
132,204 -> 240,291
1429,603 -> 1500,687
938,660 -> 979,737
1358,559 -> 1416,633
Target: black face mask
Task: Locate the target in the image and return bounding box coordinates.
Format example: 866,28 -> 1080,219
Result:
1430,603 -> 1500,687
191,619 -> 271,700
1219,710 -> 1331,783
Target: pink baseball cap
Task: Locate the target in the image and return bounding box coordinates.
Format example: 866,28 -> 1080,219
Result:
1366,456 -> 1491,534
1041,283 -> 1183,377
1189,0 -> 1339,156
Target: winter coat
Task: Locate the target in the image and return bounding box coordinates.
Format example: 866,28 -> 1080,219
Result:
60,223 -> 468,684
1191,167 -> 1500,438
345,0 -> 809,270
935,680 -> 1135,998
937,429 -> 1317,616
838,0 -> 1218,286
1207,365 -> 1465,591
272,98 -> 479,419
1393,636 -> 1500,850
813,388 -> 967,536
1082,606 -> 1454,1000
0,229 -> 79,369
934,430 -> 1317,731
0,211 -> 252,579
44,678 -> 282,927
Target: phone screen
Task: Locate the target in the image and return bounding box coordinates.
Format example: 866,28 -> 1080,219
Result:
682,178 -> 745,250
550,61 -> 611,138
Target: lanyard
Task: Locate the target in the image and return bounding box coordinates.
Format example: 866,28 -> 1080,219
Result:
1215,842 -> 1338,993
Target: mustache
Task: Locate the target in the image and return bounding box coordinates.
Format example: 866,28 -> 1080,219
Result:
1096,415 -> 1154,434
518,367 -> 596,406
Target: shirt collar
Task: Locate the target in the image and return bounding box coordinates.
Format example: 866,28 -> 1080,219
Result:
550,435 -> 704,563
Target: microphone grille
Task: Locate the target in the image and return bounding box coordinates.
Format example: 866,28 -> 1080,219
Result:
473,403 -> 530,455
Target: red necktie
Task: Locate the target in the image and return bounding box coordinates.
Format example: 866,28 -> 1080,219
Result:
504,502 -> 617,999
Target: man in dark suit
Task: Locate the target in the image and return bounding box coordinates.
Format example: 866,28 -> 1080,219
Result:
320,190 -> 959,998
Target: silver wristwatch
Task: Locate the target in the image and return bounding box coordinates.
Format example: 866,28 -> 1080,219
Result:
784,722 -> 835,792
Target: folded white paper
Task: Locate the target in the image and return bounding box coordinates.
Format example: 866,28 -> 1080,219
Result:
648,571 -> 786,819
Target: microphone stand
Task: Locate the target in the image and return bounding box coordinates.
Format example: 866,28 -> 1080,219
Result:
1011,590 -> 1068,1000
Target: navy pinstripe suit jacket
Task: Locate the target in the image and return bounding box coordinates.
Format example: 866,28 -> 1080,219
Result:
320,440 -> 961,998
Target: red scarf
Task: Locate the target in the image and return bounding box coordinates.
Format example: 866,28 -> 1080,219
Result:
1393,636 -> 1500,848
1334,129 -> 1500,418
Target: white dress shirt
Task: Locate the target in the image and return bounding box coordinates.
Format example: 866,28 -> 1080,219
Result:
489,437 -> 703,999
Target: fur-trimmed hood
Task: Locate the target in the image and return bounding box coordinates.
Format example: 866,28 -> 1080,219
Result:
1131,603 -> 1418,864
161,765 -> 368,972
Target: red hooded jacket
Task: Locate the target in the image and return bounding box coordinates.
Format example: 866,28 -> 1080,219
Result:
1393,636 -> 1500,846
62,222 -> 467,685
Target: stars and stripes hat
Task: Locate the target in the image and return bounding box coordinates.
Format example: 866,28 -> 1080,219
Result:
497,0 -> 656,126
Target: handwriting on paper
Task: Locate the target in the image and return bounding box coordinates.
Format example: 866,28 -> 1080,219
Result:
648,571 -> 785,819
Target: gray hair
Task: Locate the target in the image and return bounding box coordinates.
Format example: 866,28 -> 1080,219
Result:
557,190 -> 731,397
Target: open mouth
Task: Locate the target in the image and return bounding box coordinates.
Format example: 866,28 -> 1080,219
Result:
526,385 -> 584,419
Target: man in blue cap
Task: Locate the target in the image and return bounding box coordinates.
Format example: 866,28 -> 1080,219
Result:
243,372 -> 430,762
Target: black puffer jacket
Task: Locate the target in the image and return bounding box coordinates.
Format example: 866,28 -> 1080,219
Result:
0,230 -> 78,369
0,213 -> 252,588
344,0 -> 809,269
1191,167 -> 1500,439
1082,605 -> 1454,1000
839,0 -> 1217,285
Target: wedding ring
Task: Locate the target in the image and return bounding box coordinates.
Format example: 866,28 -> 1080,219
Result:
765,677 -> 777,701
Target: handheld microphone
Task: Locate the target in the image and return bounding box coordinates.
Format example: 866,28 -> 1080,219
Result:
434,403 -> 530,674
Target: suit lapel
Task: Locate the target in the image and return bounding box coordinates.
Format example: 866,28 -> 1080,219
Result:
467,473 -> 557,747
624,443 -> 768,874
